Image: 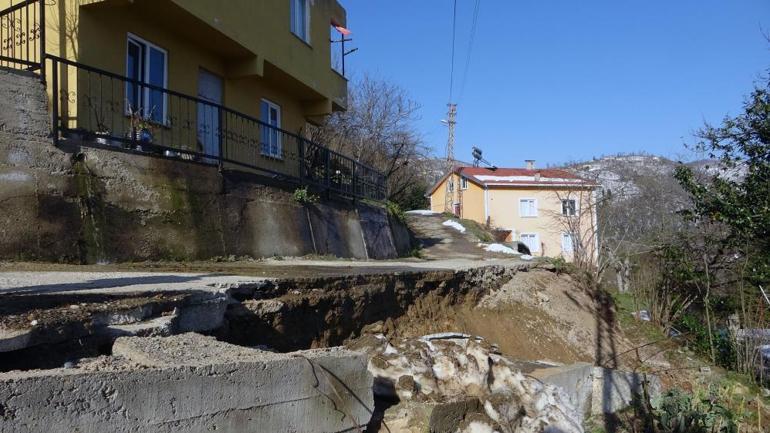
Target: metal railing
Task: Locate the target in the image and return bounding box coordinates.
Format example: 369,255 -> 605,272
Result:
47,55 -> 387,201
0,0 -> 44,74
0,0 -> 385,200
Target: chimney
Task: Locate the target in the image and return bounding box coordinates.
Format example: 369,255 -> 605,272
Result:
525,160 -> 535,170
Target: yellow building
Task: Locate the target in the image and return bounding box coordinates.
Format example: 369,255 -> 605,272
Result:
428,163 -> 600,261
0,0 -> 386,197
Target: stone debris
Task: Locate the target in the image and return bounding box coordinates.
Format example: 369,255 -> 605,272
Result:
359,334 -> 584,433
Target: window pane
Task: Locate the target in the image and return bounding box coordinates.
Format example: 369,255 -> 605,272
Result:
147,47 -> 166,122
291,0 -> 308,41
260,101 -> 270,154
126,41 -> 144,113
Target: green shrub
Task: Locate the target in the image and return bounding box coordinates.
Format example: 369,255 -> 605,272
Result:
652,388 -> 739,433
386,201 -> 406,223
293,186 -> 319,204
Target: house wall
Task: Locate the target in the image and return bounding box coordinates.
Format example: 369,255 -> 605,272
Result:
428,173 -> 486,222
0,0 -> 349,178
487,187 -> 596,260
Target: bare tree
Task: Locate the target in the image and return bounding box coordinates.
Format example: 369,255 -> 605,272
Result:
309,75 -> 431,207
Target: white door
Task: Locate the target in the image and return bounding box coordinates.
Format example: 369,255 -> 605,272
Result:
197,69 -> 223,160
520,233 -> 539,253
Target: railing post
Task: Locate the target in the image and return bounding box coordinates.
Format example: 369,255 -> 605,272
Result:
217,106 -> 224,171
50,57 -> 58,146
324,147 -> 331,188
352,163 -> 358,199
298,137 -> 305,180
38,0 -> 45,81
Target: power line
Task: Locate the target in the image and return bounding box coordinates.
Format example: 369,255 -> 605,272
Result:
458,0 -> 481,103
448,0 -> 458,103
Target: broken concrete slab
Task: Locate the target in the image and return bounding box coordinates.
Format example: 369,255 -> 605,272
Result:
0,333 -> 374,433
531,363 -> 661,418
0,271 -> 270,295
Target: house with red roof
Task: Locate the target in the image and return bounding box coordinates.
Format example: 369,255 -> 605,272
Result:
427,161 -> 601,261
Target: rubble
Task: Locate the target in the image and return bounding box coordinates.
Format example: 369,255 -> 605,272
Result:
355,334 -> 584,433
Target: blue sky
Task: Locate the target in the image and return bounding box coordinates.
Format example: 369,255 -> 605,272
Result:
341,0 -> 770,167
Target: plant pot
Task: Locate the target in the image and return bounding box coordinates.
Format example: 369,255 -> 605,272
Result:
139,128 -> 153,143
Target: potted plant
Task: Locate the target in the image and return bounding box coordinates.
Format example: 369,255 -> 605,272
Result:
127,104 -> 157,151
90,104 -> 112,146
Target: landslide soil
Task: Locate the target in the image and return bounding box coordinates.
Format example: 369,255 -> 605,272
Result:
358,267 -> 636,366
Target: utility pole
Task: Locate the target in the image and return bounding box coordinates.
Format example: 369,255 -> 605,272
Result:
443,103 -> 457,213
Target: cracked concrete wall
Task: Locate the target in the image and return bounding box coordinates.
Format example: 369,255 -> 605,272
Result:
0,335 -> 374,433
0,68 -> 411,263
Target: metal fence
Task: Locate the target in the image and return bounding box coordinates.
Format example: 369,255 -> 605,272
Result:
47,55 -> 387,201
0,0 -> 386,201
0,0 -> 43,74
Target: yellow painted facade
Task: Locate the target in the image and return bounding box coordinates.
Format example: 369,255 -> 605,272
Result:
2,0 -> 348,176
429,174 -> 598,261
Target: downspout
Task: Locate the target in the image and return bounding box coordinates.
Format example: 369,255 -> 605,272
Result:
484,186 -> 490,225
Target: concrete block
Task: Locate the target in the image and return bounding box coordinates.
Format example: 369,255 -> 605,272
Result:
591,367 -> 661,415
532,363 -> 661,418
0,334 -> 374,433
376,398 -> 487,433
531,362 -> 594,417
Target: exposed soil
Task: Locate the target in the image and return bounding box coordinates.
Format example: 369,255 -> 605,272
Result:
0,292 -> 187,331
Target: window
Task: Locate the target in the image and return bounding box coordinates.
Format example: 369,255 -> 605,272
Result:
448,180 -> 455,192
260,99 -> 282,158
331,25 -> 343,74
520,233 -> 540,253
519,198 -> 538,217
461,177 -> 469,190
561,232 -> 575,252
290,0 -> 310,43
126,35 -> 167,123
562,199 -> 577,216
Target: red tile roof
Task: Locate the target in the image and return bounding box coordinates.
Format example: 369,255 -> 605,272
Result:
428,165 -> 599,195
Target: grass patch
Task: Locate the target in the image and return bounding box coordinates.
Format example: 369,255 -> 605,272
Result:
457,218 -> 493,242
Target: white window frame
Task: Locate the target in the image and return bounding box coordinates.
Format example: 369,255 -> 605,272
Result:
519,198 -> 538,218
260,98 -> 283,159
460,177 -> 469,190
125,33 -> 168,123
447,179 -> 454,193
290,0 -> 311,44
561,232 -> 575,253
562,199 -> 578,217
520,233 -> 540,253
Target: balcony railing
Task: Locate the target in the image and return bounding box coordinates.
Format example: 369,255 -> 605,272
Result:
0,0 -> 44,74
46,55 -> 386,201
0,0 -> 386,201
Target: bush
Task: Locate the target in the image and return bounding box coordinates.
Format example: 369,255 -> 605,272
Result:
292,186 -> 318,204
386,201 -> 406,223
652,388 -> 739,433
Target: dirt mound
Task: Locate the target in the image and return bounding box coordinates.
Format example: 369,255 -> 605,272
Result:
360,267 -> 635,367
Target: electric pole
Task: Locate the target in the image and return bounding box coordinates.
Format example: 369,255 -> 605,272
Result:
443,103 -> 457,213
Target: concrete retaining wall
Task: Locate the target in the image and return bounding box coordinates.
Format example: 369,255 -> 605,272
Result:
0,68 -> 412,263
0,334 -> 374,433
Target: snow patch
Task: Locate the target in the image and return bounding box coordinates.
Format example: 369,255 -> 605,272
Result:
406,209 -> 439,215
520,255 -> 534,261
482,243 -> 520,255
443,220 -> 466,233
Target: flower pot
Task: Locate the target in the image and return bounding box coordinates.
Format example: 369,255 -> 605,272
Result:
139,128 -> 153,143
